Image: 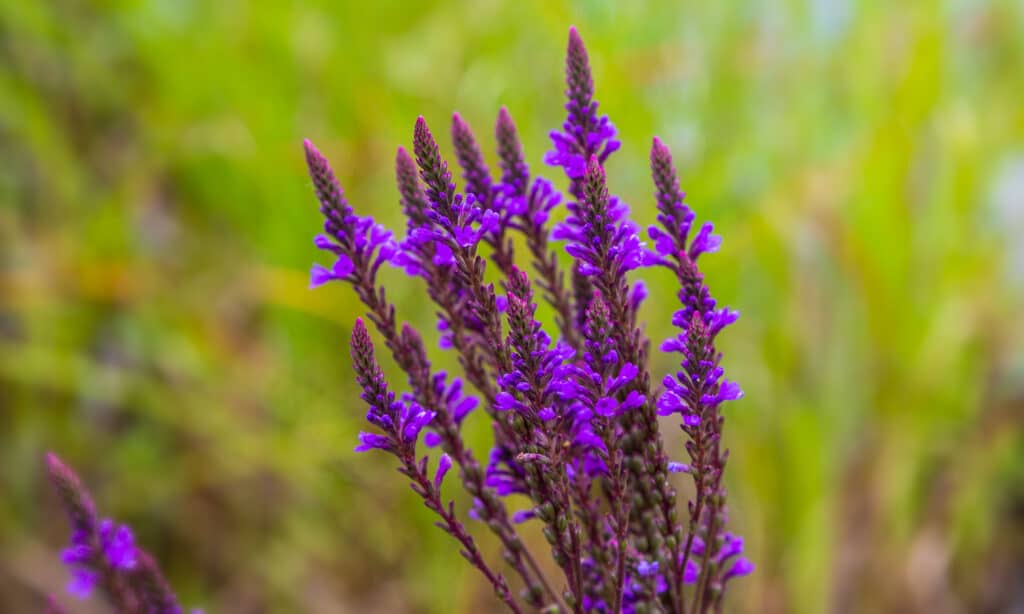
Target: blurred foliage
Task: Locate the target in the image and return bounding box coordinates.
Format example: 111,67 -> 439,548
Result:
2,1 -> 1023,613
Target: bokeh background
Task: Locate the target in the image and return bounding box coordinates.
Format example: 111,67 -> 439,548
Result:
2,1 -> 1023,612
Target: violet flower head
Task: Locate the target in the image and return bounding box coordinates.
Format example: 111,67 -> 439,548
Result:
495,267 -> 578,424
452,112 -> 496,209
554,157 -> 658,280
45,453 -> 192,612
350,318 -> 436,453
546,27 -> 621,185
396,145 -> 430,232
579,294 -> 645,422
413,117 -> 499,252
306,139 -> 397,289
495,107 -> 530,204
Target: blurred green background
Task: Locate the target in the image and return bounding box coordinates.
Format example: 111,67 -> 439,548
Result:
2,1 -> 1023,612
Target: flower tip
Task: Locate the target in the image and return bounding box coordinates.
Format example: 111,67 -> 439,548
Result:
302,138 -> 321,160
567,26 -> 588,63
413,116 -> 439,153
45,452 -> 71,479
451,112 -> 473,139
434,453 -> 453,489
651,136 -> 670,157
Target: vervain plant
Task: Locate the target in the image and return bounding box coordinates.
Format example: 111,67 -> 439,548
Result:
43,453 -> 198,614
305,27 -> 752,613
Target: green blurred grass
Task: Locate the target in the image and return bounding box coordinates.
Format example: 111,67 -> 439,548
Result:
1,1 -> 1023,612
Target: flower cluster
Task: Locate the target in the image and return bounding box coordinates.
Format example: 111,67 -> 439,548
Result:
306,26 -> 751,613
45,453 -> 199,613
545,28 -> 621,187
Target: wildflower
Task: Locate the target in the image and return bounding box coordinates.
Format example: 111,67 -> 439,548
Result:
306,25 -> 751,613
46,453 -> 192,612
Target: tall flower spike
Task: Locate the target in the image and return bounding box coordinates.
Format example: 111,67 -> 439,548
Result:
305,140 -> 397,289
413,116 -> 456,213
453,112 -> 516,273
396,146 -> 430,231
496,107 -> 530,203
452,112 -> 495,208
497,107 -> 579,349
652,139 -> 751,610
546,27 -> 621,193
348,319 -> 523,613
648,137 -> 695,258
412,115 -> 510,380
46,453 -> 96,538
546,26 -> 626,359
46,453 -> 192,611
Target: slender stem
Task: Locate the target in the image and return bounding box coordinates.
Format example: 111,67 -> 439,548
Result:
402,451 -> 522,614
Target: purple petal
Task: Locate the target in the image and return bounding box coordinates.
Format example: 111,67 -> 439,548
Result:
434,453 -> 453,489
354,432 -> 391,453
313,234 -> 334,250
683,558 -> 700,584
724,557 -> 755,580
718,380 -> 744,402
67,567 -> 98,599
594,397 -> 618,417
331,253 -> 354,278
512,510 -> 535,524
423,431 -> 443,448
309,263 -> 334,288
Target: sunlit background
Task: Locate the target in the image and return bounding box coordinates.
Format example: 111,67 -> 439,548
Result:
2,1 -> 1023,613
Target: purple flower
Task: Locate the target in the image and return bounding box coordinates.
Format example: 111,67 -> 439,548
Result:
351,319 -> 436,453
98,519 -> 137,570
636,560 -> 659,577
553,158 -> 658,286
484,444 -> 529,497
651,137 -> 750,597
304,26 -> 754,613
546,27 -> 621,192
305,140 -> 397,290
46,453 -> 189,611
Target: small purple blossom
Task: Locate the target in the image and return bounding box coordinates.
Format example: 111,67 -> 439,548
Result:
434,453 -> 453,489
